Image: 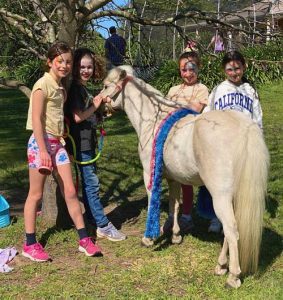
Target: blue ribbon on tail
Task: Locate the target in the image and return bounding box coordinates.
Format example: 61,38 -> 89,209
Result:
144,108 -> 199,238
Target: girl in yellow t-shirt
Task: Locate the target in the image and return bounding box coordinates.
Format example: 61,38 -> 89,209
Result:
23,42 -> 102,262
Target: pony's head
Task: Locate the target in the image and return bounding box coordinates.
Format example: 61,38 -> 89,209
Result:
101,65 -> 134,111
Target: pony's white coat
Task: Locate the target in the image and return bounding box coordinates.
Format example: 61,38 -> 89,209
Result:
102,66 -> 269,288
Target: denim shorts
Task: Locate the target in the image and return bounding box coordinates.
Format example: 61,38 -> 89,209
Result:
27,133 -> 70,170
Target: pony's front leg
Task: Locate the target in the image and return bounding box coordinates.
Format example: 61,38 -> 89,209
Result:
141,170 -> 155,247
141,236 -> 154,247
167,179 -> 182,244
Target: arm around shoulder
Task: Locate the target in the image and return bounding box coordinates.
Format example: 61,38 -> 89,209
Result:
252,90 -> 263,130
166,86 -> 175,99
203,86 -> 217,113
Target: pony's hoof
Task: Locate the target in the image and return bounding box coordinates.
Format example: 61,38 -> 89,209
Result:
172,234 -> 182,244
141,237 -> 154,247
215,264 -> 228,276
225,273 -> 241,289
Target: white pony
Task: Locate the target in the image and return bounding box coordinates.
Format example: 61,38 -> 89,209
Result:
100,66 -> 269,288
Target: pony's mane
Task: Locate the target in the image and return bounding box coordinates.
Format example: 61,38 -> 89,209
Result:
118,65 -> 135,76
127,66 -> 189,109
105,65 -> 188,109
139,79 -> 188,110
105,65 -> 134,82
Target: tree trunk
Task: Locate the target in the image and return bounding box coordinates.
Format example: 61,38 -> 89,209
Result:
42,174 -> 73,229
57,0 -> 80,47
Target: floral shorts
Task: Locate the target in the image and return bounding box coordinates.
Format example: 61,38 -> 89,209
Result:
27,133 -> 70,170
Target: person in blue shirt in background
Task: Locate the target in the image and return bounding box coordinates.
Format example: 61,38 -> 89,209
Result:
105,26 -> 126,69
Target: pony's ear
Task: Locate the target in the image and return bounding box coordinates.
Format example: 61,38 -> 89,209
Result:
119,69 -> 127,80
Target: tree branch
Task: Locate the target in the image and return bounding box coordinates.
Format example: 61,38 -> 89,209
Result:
86,9 -> 281,39
0,79 -> 31,98
0,8 -> 35,39
85,0 -> 112,13
0,8 -> 33,24
86,8 -> 199,23
29,0 -> 57,43
29,0 -> 48,22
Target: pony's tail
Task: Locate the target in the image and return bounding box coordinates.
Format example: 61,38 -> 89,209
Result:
233,124 -> 269,274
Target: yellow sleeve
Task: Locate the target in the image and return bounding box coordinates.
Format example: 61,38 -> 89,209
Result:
31,77 -> 48,100
166,87 -> 174,100
195,85 -> 209,105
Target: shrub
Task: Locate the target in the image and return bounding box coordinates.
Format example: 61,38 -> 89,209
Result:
150,41 -> 283,93
14,59 -> 43,89
149,60 -> 180,95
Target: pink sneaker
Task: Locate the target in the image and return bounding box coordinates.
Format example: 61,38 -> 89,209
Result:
78,237 -> 102,257
22,242 -> 50,262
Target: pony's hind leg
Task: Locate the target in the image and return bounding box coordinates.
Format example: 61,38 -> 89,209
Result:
172,195 -> 182,244
167,179 -> 182,244
213,193 -> 241,288
215,237 -> 228,275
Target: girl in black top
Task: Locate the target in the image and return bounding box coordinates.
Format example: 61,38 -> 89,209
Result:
65,48 -> 126,242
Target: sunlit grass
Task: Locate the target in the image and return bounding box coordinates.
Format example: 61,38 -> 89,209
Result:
0,81 -> 282,299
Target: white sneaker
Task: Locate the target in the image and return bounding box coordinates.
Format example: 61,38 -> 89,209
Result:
208,218 -> 222,233
97,222 -> 127,242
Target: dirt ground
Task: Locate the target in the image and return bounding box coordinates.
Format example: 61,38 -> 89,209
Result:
0,186 -> 148,232
0,189 -> 26,217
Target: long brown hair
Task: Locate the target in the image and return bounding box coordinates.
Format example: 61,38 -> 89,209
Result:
46,41 -> 72,69
222,51 -> 250,83
72,48 -> 106,82
178,51 -> 201,67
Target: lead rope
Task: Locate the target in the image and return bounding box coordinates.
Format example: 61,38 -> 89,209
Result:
63,119 -> 106,193
65,122 -> 106,165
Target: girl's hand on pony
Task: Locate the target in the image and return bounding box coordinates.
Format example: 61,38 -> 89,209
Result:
103,96 -> 112,103
95,93 -> 112,104
92,95 -> 103,110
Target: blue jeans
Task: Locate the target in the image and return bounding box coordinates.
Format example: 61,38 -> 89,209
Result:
78,151 -> 109,227
197,186 -> 217,219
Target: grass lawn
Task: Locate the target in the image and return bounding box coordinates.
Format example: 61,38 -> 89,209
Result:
0,81 -> 282,299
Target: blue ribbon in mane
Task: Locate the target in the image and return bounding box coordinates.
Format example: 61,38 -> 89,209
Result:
145,108 -> 199,238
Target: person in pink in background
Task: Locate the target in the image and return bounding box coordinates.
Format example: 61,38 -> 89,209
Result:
207,31 -> 225,53
184,39 -> 197,52
23,42 -> 102,262
184,30 -> 199,53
